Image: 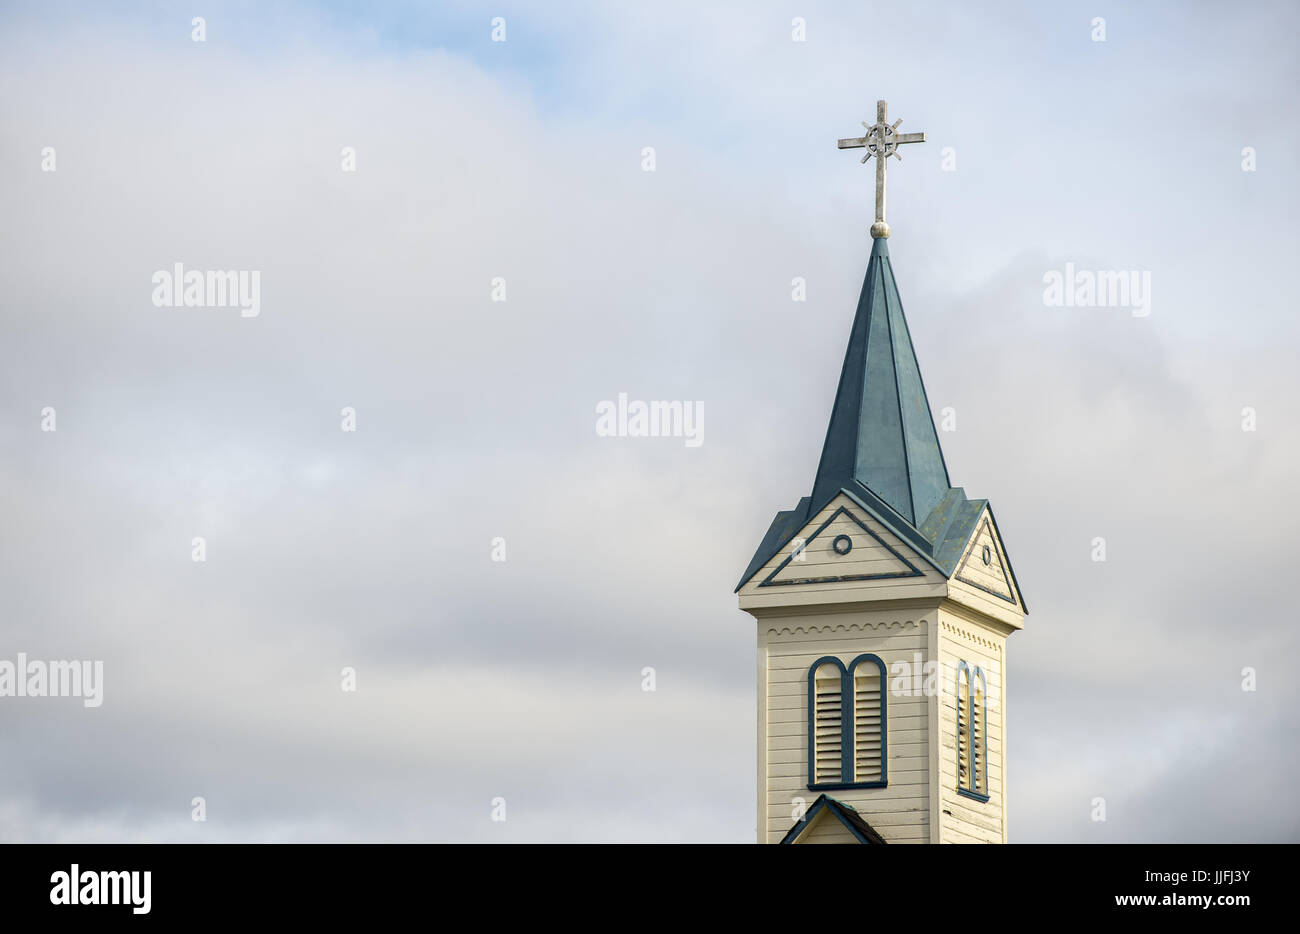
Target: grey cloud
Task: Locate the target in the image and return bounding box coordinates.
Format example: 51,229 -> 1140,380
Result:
0,2 -> 1295,842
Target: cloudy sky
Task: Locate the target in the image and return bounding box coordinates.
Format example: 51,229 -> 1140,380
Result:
0,0 -> 1296,842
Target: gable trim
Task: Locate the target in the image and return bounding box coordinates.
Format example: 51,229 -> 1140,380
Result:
759,505 -> 924,588
985,507 -> 1028,613
779,794 -> 888,845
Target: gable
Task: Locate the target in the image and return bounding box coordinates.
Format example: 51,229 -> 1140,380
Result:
950,509 -> 1025,613
738,494 -> 947,608
737,479 -> 959,593
790,808 -> 860,844
761,504 -> 923,587
781,795 -> 887,845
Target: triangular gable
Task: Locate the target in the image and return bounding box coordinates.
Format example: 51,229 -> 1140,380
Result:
781,795 -> 887,845
952,509 -> 1024,611
736,480 -> 951,592
760,503 -> 924,587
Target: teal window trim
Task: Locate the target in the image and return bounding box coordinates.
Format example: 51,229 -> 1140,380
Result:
956,662 -> 990,803
806,654 -> 888,791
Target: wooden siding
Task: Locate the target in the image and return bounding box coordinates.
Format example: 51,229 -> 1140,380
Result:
935,609 -> 1007,843
760,610 -> 934,844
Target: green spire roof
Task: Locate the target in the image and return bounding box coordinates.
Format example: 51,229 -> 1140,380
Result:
810,237 -> 950,525
738,237 -> 998,592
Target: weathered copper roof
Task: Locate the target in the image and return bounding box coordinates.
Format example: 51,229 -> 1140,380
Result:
738,238 -> 1015,595
811,237 -> 950,526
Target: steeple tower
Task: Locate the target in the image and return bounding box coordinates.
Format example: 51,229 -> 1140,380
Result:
737,103 -> 1027,845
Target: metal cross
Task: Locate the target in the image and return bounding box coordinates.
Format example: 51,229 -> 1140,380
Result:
838,100 -> 925,239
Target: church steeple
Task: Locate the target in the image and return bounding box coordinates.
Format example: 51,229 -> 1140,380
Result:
809,236 -> 950,527
737,101 -> 1027,845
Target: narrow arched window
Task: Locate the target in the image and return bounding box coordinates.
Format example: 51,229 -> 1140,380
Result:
809,658 -> 846,785
956,662 -> 989,801
848,654 -> 886,785
956,663 -> 970,789
971,667 -> 988,796
807,655 -> 888,790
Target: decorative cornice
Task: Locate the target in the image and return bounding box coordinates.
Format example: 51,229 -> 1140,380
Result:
767,617 -> 924,638
940,619 -> 1002,653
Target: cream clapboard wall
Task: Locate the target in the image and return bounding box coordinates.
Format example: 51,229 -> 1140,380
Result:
742,494 -> 945,844
761,611 -> 933,843
935,509 -> 1022,843
935,608 -> 1006,843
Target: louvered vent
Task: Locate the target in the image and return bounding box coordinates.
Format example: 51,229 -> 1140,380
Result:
956,668 -> 970,790
972,679 -> 985,795
813,664 -> 843,784
853,666 -> 882,782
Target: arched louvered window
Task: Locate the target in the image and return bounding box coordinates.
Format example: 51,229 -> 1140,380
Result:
956,662 -> 989,801
956,664 -> 970,788
848,654 -> 886,784
806,654 -> 888,790
972,668 -> 987,796
809,658 -> 847,786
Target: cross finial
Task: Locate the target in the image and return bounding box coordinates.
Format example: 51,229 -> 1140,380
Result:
837,100 -> 925,239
